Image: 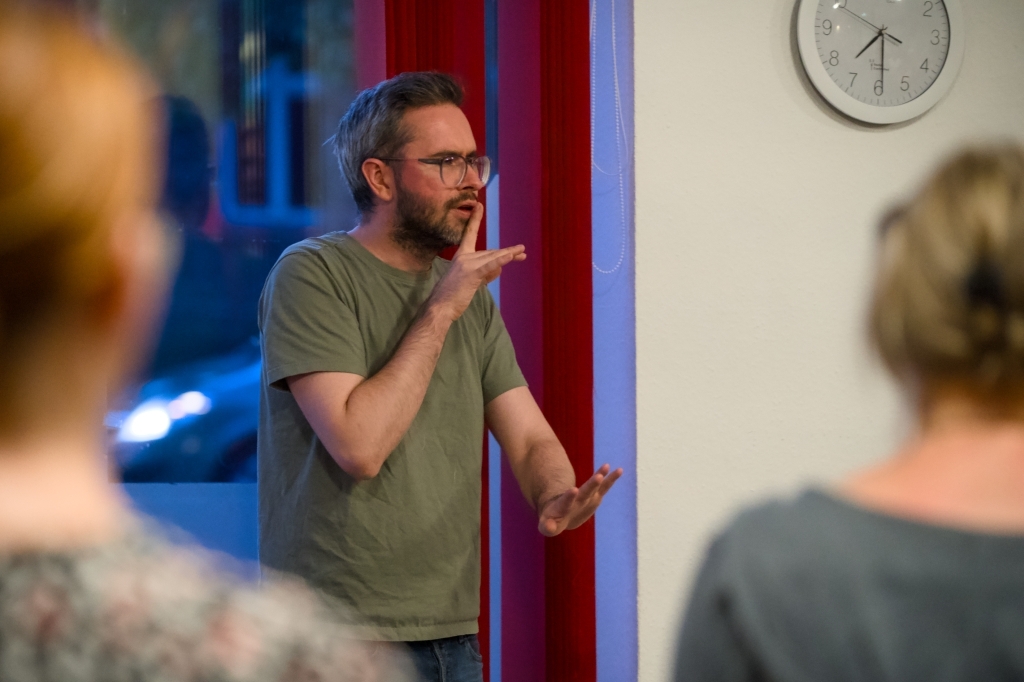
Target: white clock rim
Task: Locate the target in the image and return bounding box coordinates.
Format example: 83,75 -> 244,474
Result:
797,0 -> 965,125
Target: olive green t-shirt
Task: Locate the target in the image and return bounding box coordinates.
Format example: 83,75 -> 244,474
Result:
256,232 -> 525,642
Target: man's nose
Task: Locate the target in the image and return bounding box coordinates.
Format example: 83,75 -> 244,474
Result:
460,164 -> 485,191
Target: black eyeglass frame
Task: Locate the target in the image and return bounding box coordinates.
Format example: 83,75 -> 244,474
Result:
378,154 -> 492,188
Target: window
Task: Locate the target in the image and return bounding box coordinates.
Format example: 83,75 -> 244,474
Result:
98,0 -> 357,482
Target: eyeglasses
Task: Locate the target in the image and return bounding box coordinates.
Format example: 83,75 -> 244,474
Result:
380,154 -> 492,188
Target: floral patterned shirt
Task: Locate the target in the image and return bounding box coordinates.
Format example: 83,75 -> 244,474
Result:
0,516 -> 410,682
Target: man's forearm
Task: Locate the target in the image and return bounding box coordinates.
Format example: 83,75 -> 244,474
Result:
512,438 -> 577,511
332,303 -> 452,477
289,189 -> 528,481
485,387 -> 619,536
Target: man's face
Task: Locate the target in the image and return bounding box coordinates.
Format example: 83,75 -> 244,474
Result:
390,104 -> 484,254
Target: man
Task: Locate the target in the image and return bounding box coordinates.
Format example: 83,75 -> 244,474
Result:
257,72 -> 621,682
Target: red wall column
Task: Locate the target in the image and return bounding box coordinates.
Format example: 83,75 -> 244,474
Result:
540,2 -> 595,680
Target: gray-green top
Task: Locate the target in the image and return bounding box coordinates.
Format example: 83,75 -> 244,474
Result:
257,232 -> 526,642
675,489 -> 1024,681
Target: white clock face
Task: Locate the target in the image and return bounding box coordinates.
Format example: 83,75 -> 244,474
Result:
797,0 -> 964,124
815,0 -> 950,106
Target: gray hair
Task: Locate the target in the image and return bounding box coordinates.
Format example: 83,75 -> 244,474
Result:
332,72 -> 464,215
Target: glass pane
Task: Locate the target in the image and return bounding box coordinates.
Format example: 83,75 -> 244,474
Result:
93,0 -> 357,482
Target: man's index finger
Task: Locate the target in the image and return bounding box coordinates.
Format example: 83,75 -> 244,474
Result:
456,203 -> 484,255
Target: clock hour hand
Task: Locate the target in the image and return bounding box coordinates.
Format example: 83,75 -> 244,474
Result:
839,6 -> 903,45
855,31 -> 882,59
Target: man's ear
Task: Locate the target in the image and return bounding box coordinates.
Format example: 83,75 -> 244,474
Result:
362,158 -> 395,203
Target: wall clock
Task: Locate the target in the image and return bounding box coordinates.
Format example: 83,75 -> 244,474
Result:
796,0 -> 965,125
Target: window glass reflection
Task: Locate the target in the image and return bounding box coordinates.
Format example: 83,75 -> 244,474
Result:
94,0 -> 356,482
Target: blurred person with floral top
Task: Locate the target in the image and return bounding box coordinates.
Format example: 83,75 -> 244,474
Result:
0,5 -> 409,681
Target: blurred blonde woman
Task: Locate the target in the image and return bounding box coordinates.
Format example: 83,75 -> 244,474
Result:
675,147 -> 1024,682
0,6 -> 407,681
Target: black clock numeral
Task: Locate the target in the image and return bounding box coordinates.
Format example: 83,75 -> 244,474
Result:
874,80 -> 883,96
901,75 -> 910,91
931,29 -> 941,45
822,19 -> 832,35
920,58 -> 929,71
829,50 -> 839,66
923,1 -> 933,17
849,72 -> 857,87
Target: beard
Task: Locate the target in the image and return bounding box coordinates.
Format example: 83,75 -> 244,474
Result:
391,183 -> 476,258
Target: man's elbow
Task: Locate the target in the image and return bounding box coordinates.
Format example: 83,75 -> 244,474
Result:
344,460 -> 382,481
327,445 -> 382,481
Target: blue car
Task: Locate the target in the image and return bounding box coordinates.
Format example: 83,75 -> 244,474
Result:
109,339 -> 261,482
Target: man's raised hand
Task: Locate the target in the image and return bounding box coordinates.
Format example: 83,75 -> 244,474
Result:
537,464 -> 624,537
428,203 -> 526,322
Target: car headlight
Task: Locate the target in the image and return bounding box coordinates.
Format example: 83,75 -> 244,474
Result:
116,391 -> 212,443
117,399 -> 172,443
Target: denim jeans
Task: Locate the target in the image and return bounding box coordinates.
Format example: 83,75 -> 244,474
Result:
404,634 -> 484,682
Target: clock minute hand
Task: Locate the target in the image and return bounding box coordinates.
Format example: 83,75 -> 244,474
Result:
839,6 -> 902,45
855,31 -> 882,59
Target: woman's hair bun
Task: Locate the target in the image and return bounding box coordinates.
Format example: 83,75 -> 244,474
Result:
870,145 -> 1024,388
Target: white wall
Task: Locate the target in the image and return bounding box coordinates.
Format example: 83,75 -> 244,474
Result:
635,1 -> 1024,680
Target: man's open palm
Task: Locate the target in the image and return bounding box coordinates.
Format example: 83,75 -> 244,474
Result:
537,464 -> 623,537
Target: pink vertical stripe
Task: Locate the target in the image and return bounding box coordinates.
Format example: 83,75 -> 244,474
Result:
498,0 -> 547,680
353,0 -> 386,90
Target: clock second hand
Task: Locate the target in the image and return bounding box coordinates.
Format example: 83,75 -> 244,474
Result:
880,24 -> 886,94
840,5 -> 903,46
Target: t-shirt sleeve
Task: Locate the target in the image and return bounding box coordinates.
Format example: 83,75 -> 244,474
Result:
259,249 -> 367,391
673,533 -> 763,682
478,288 -> 527,404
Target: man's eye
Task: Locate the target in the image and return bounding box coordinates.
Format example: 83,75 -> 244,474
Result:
440,157 -> 460,167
